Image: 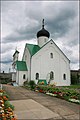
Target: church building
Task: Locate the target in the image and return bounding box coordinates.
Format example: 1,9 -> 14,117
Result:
12,19 -> 71,86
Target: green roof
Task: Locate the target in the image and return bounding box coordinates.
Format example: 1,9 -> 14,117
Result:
26,43 -> 40,56
16,61 -> 28,71
38,79 -> 47,85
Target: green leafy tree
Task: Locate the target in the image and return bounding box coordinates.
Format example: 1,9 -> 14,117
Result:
71,75 -> 78,84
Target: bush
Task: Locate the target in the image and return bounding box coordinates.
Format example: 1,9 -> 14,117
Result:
4,100 -> 14,110
3,92 -> 9,98
28,80 -> 36,89
23,80 -> 28,86
71,74 -> 78,84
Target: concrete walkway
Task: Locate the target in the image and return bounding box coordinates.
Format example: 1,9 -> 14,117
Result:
3,85 -> 80,120
10,99 -> 60,119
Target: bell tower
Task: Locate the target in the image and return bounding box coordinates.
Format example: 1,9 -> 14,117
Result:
12,49 -> 19,70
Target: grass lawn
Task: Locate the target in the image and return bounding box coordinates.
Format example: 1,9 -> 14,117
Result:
61,84 -> 80,89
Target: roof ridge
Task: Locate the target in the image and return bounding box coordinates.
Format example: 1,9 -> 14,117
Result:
16,60 -> 23,62
26,43 -> 40,56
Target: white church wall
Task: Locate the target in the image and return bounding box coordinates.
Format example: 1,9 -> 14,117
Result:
22,47 -> 31,81
16,71 -> 27,86
37,36 -> 48,47
12,72 -> 16,81
59,56 -> 70,86
51,40 -> 70,86
16,71 -> 19,84
31,40 -> 70,86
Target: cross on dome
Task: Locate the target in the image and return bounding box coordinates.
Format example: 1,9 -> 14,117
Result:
37,19 -> 50,38
42,19 -> 44,29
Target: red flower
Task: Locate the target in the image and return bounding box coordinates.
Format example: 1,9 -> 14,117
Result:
0,90 -> 4,92
53,92 -> 57,94
2,117 -> 6,120
39,89 -> 43,93
3,96 -> 8,101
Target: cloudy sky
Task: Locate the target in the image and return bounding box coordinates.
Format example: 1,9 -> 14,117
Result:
1,1 -> 79,73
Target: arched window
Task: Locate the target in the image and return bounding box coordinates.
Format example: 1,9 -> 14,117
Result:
36,73 -> 39,80
23,74 -> 26,79
50,53 -> 53,58
50,71 -> 54,80
63,74 -> 66,80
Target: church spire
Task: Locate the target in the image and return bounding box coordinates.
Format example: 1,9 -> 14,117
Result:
42,19 -> 44,29
37,19 -> 50,47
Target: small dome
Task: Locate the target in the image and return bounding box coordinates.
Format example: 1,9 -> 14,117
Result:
37,19 -> 50,38
37,28 -> 50,38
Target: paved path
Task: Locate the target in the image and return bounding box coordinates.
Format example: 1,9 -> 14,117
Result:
3,85 -> 80,120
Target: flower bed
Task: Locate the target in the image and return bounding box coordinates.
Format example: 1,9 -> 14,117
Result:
0,89 -> 17,120
35,85 -> 80,104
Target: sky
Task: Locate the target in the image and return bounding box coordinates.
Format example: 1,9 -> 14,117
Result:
1,1 -> 79,73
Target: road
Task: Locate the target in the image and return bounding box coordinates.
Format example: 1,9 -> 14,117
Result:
3,85 -> 80,120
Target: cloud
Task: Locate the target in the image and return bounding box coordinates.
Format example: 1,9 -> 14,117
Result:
1,43 -> 15,54
2,27 -> 38,43
2,1 -> 78,43
46,3 -> 78,39
1,60 -> 12,64
1,63 -> 12,73
1,1 -> 79,72
1,51 -> 13,62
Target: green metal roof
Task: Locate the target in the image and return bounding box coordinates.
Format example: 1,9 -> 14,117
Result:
26,43 -> 40,56
16,61 -> 28,71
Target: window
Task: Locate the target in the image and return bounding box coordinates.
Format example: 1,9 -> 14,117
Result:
36,73 -> 39,80
50,53 -> 53,58
63,74 -> 66,80
50,71 -> 54,80
23,74 -> 26,79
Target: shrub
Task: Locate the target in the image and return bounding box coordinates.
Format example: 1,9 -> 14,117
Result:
71,74 -> 78,84
28,80 -> 36,89
4,100 -> 14,110
23,80 -> 28,86
3,92 -> 9,98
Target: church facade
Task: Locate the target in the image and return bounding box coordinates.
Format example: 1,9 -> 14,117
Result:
12,20 -> 71,86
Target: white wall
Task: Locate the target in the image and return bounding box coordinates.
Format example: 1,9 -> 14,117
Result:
31,40 -> 70,86
37,36 -> 48,47
22,47 -> 31,81
16,71 -> 27,86
12,72 -> 16,81
12,52 -> 19,70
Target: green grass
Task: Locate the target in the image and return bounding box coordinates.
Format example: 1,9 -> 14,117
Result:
61,84 -> 80,89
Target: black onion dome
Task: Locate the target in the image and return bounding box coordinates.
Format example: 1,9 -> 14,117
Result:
37,28 -> 50,38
